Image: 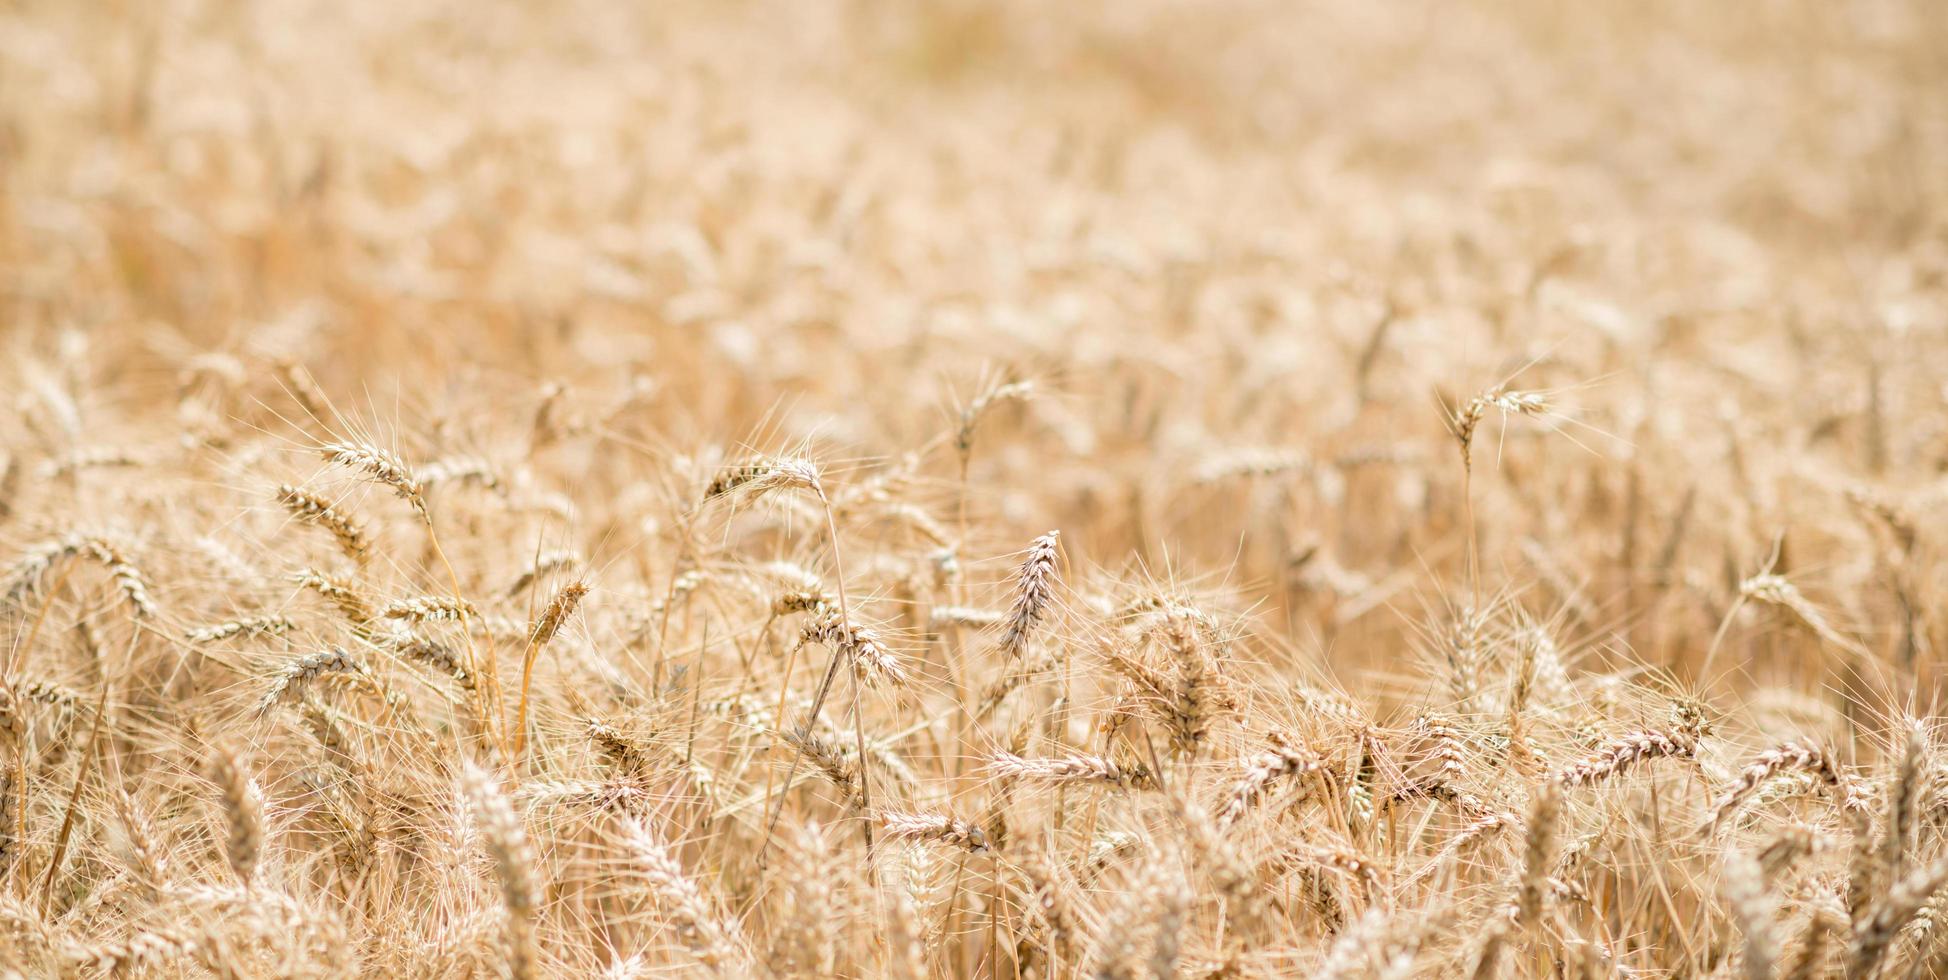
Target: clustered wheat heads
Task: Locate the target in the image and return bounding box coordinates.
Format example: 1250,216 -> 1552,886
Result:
0,3 -> 1941,977
9,379 -> 1944,980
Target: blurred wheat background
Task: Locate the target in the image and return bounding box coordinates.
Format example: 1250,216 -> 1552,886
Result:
1,1 -> 1947,977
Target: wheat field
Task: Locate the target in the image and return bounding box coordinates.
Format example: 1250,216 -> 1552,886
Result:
1,1 -> 1947,977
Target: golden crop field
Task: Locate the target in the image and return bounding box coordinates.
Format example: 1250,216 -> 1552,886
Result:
2,1 -> 1946,976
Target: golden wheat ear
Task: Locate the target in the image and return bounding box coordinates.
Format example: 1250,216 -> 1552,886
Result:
460,763 -> 538,980
998,530 -> 1060,660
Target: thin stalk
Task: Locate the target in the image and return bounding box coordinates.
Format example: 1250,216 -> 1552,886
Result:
758,490 -> 872,865
40,650 -> 115,913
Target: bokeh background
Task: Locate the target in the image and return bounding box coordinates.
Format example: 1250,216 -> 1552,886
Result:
6,0 -> 1944,675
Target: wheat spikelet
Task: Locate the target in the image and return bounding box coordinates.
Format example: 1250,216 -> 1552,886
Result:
800,607 -> 908,689
1451,386 -> 1551,474
66,927 -> 202,974
1884,721 -> 1926,882
1847,779 -> 1883,929
5,532 -> 156,618
1704,741 -> 1846,835
420,454 -> 503,493
1157,607 -> 1226,757
0,769 -> 16,880
292,569 -> 376,625
84,535 -> 157,619
1442,602 -> 1486,711
259,648 -> 370,713
15,678 -> 83,714
1215,738 -> 1326,827
779,726 -> 861,803
1740,571 -> 1868,659
388,634 -> 474,690
586,719 -> 654,779
1264,841 -> 1385,889
1147,859 -> 1190,980
645,569 -> 709,618
208,746 -> 264,887
751,565 -> 829,615
1849,852 -> 1948,978
1843,485 -> 1919,564
186,615 -> 297,643
39,445 -> 147,480
987,751 -> 1156,791
515,779 -> 650,812
1092,847 -> 1163,978
997,530 -> 1060,659
587,724 -> 720,814
382,594 -> 477,622
750,559 -> 827,593
770,589 -> 827,618
701,456 -> 769,499
930,604 -> 1004,630
461,763 -> 538,980
1193,446 -> 1311,484
320,440 -> 428,517
880,811 -> 991,852
1396,711 -> 1483,811
1010,853 -> 1079,963
1554,726 -> 1699,789
275,358 -> 329,420
0,455 -> 14,523
1758,824 -> 1823,880
1293,683 -> 1368,732
112,789 -> 168,892
1514,782 -> 1562,932
880,855 -> 928,980
1899,891 -> 1948,974
1786,893 -> 1846,980
1319,906 -> 1392,980
1722,849 -> 1776,980
276,483 -> 372,563
955,378 -> 1035,458
703,454 -> 822,503
614,816 -> 745,968
527,580 -> 589,647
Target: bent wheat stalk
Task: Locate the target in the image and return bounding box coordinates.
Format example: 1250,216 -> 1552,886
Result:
513,580 -> 588,759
